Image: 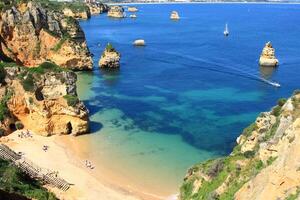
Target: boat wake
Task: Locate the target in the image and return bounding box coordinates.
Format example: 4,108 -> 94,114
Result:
146,48 -> 281,88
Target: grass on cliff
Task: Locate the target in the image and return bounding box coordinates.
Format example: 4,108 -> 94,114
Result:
0,89 -> 13,121
180,154 -> 265,200
0,159 -> 57,200
63,95 -> 79,107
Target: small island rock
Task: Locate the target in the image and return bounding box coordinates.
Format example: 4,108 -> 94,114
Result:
99,43 -> 121,68
133,39 -> 146,46
128,7 -> 138,12
108,6 -> 125,18
170,11 -> 180,20
259,42 -> 279,67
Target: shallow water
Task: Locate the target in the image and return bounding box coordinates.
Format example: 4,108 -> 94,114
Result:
77,3 -> 300,197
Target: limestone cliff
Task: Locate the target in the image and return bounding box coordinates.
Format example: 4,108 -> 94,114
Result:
62,7 -> 91,20
99,43 -> 121,68
0,1 -> 93,70
87,2 -> 109,15
180,91 -> 300,200
107,6 -> 125,18
259,42 -> 279,67
0,62 -> 89,137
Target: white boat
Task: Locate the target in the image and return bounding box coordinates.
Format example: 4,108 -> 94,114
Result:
224,23 -> 229,36
271,82 -> 281,88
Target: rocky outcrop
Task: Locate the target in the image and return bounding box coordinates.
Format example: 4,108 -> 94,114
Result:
180,91 -> 300,200
62,7 -> 91,20
133,39 -> 145,46
0,63 -> 89,136
107,6 -> 125,18
0,1 -> 93,70
99,43 -> 120,68
87,3 -> 109,15
259,42 -> 279,67
170,11 -> 180,20
128,7 -> 138,12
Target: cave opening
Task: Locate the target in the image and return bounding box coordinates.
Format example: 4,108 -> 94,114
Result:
35,87 -> 44,101
66,122 -> 72,135
9,123 -> 16,132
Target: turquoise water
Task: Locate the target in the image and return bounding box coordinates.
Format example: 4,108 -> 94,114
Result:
77,4 -> 300,197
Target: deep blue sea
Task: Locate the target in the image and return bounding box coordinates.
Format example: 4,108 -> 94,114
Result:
77,3 -> 300,197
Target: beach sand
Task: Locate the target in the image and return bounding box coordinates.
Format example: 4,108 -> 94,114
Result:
1,130 -> 163,200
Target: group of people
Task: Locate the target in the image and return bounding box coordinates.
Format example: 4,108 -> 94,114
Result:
43,145 -> 49,152
85,160 -> 95,169
18,130 -> 32,138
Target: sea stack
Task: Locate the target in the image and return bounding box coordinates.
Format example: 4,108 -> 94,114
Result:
259,42 -> 279,67
99,43 -> 121,68
107,6 -> 125,18
133,39 -> 146,46
128,7 -> 138,12
170,11 -> 180,20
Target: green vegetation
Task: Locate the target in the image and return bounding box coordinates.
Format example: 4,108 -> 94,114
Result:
21,73 -> 35,92
263,117 -> 280,142
278,98 -> 287,107
0,159 -> 57,200
266,156 -> 277,166
63,95 -> 79,107
105,43 -> 116,52
243,150 -> 255,158
285,187 -> 300,200
15,121 -> 24,130
51,36 -> 68,52
242,122 -> 257,138
0,89 -> 13,121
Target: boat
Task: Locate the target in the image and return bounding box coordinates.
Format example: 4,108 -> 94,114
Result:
224,23 -> 229,36
271,82 -> 281,88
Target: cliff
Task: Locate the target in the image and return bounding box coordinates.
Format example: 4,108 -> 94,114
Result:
0,62 -> 89,137
180,91 -> 300,200
87,2 -> 109,15
107,6 -> 125,18
0,1 -> 93,70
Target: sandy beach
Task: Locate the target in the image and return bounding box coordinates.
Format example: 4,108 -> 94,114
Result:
0,130 -> 162,200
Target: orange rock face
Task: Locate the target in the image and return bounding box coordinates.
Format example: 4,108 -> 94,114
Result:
0,2 -> 93,70
0,65 -> 89,136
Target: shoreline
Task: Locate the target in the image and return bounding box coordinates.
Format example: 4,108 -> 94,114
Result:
107,1 -> 300,5
1,130 -> 162,200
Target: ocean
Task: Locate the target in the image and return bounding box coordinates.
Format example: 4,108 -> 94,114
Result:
76,3 -> 300,197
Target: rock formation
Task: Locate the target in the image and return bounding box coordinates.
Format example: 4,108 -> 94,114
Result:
133,39 -> 145,46
87,2 -> 109,15
180,91 -> 300,200
0,1 -> 93,70
107,6 -> 125,18
62,7 -> 91,20
259,42 -> 279,67
130,14 -> 137,18
170,11 -> 180,20
0,62 -> 89,136
99,43 -> 120,68
128,7 -> 138,12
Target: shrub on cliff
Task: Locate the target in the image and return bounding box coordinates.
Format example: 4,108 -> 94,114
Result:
15,121 -> 24,130
277,98 -> 287,107
105,43 -> 116,52
0,89 -> 12,121
63,95 -> 79,107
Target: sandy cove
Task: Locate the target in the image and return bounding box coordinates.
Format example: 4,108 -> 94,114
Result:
0,130 -> 160,200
